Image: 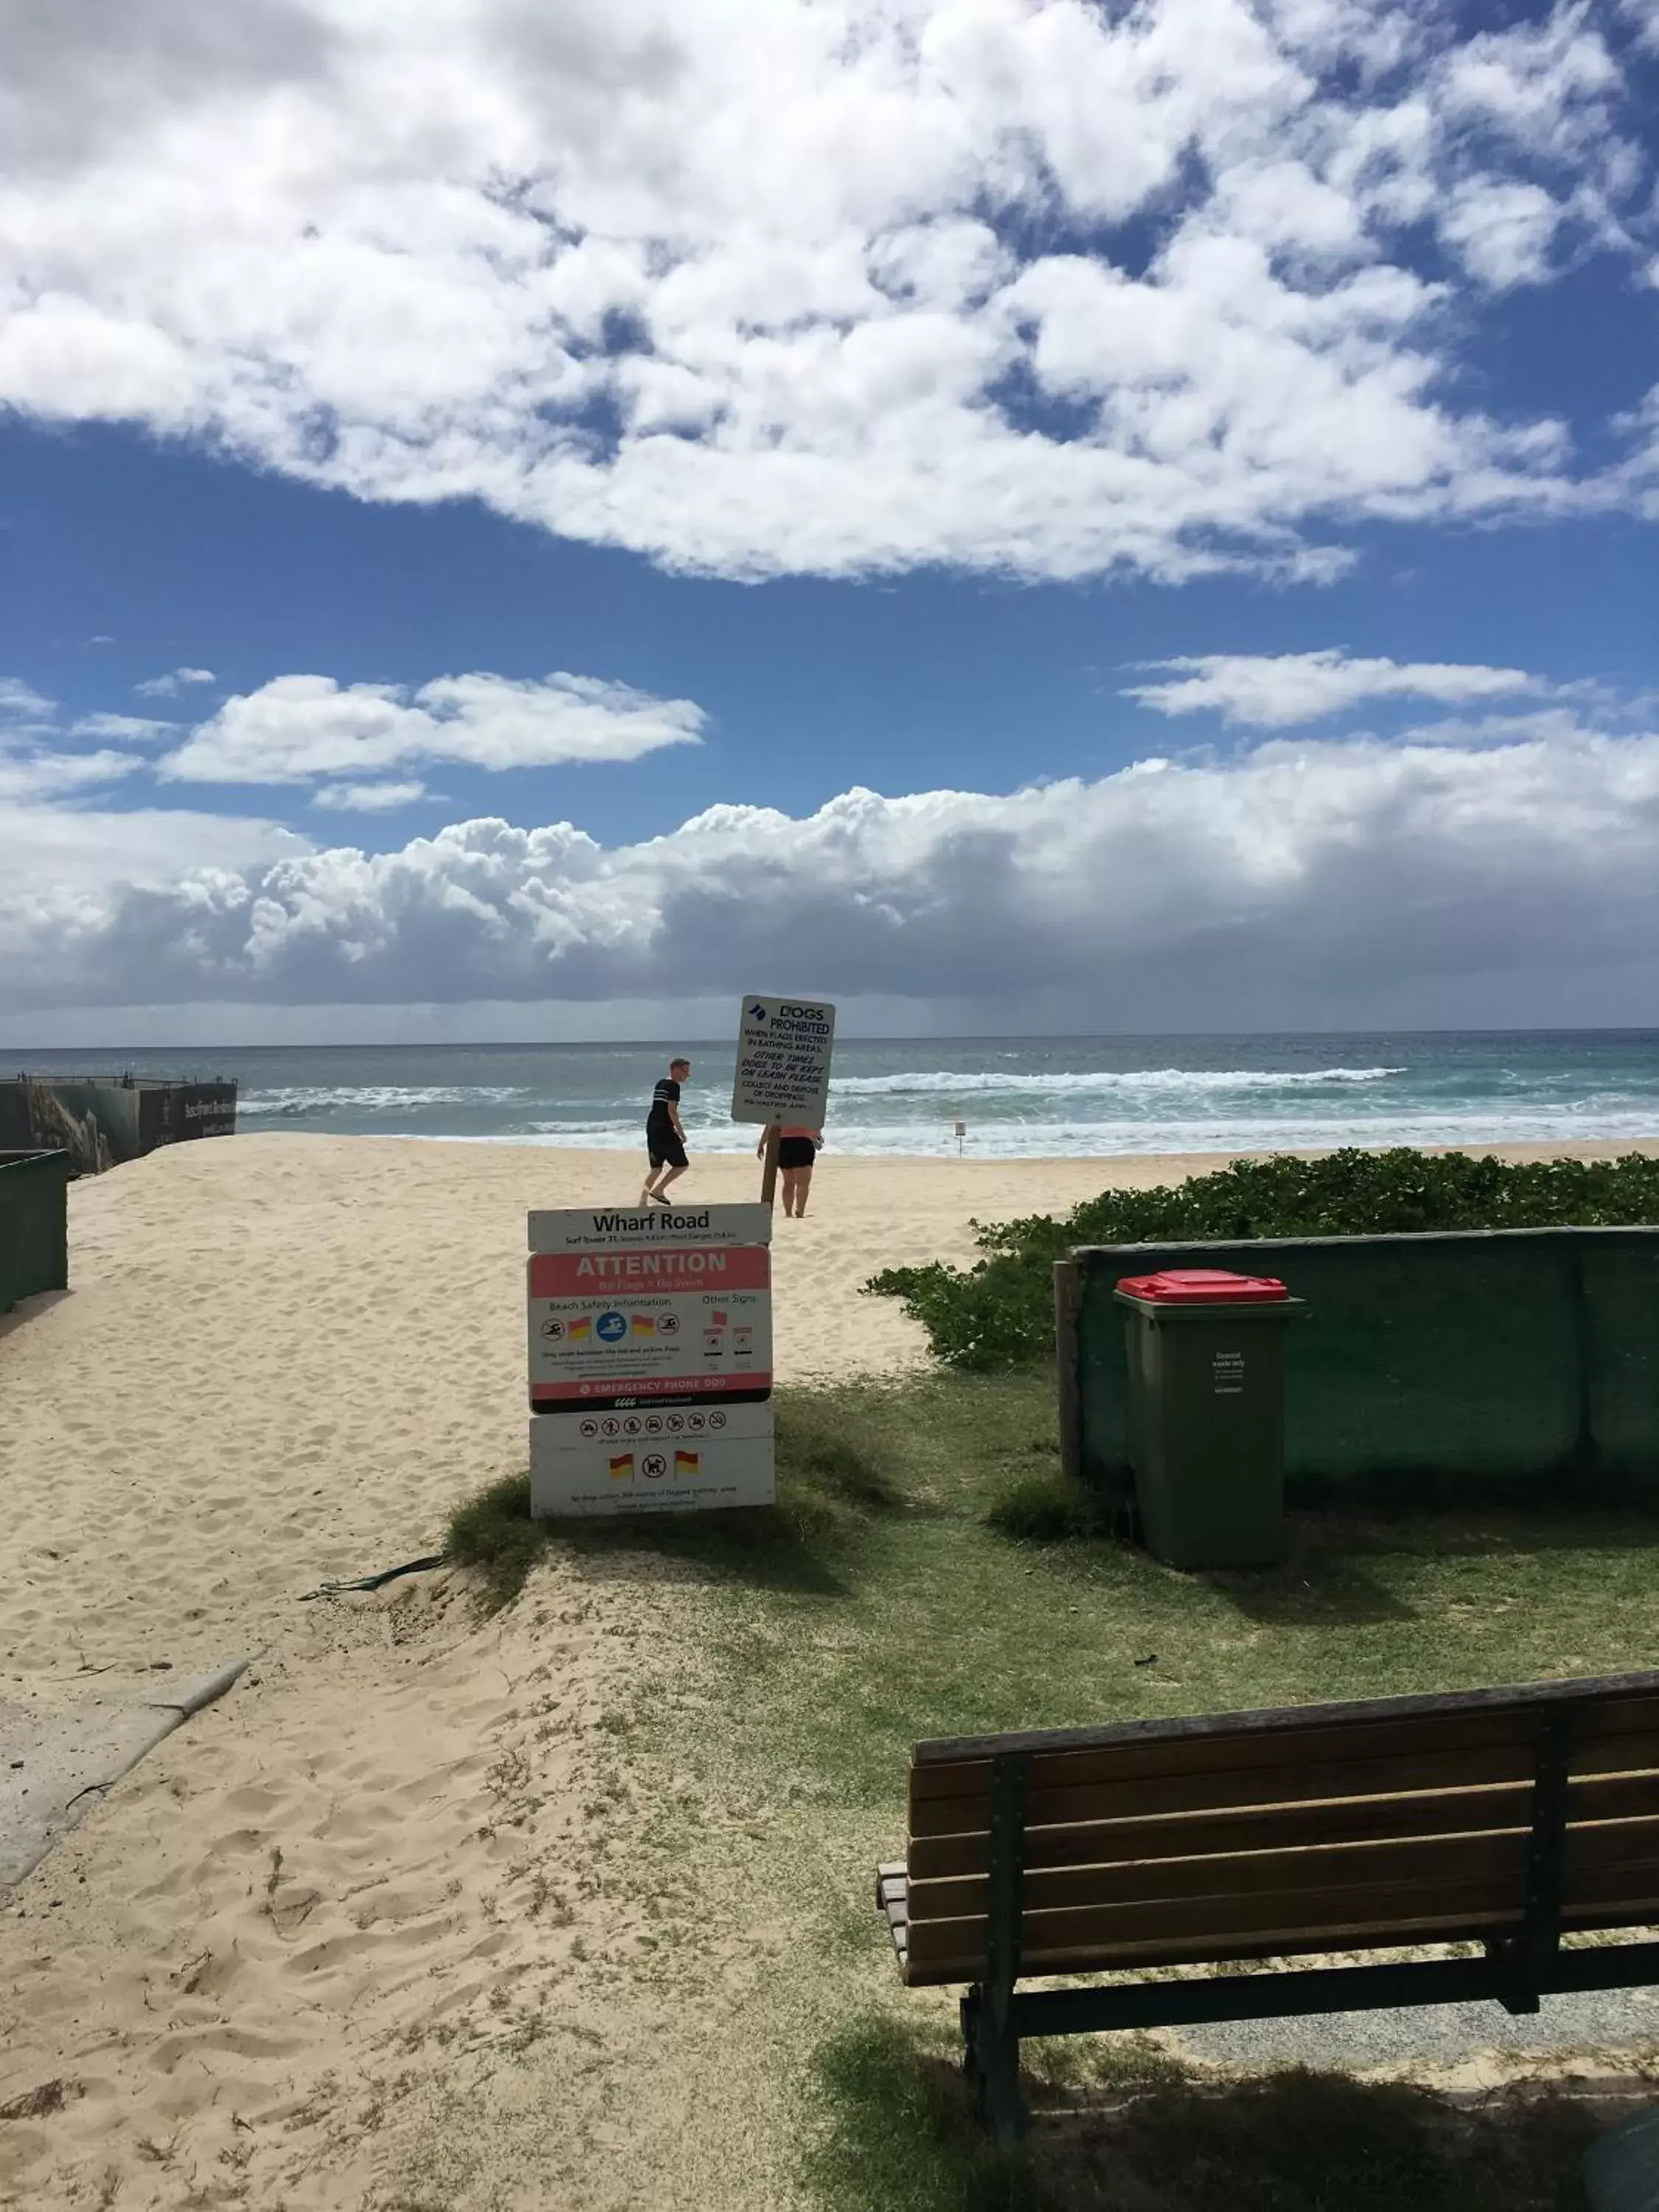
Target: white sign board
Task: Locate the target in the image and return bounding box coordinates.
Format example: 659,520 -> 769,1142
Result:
526,1203 -> 775,1520
731,995 -> 836,1127
531,1400 -> 774,1517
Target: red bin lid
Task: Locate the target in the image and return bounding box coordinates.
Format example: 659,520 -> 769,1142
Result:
1116,1267 -> 1289,1304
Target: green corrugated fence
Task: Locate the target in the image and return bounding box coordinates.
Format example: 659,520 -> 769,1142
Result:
1057,1228 -> 1659,1501
0,1150 -> 70,1315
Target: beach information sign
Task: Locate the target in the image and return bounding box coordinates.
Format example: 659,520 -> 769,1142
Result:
731,996 -> 836,1126
527,1203 -> 774,1518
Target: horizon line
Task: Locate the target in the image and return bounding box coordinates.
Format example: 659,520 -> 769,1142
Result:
7,1023 -> 1659,1056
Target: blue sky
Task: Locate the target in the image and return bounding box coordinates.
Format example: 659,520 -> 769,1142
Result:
1,0 -> 1658,1040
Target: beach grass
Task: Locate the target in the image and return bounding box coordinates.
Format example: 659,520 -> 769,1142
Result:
445,1371 -> 1659,2207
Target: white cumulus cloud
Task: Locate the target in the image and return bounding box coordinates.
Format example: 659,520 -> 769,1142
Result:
161,670 -> 706,787
0,749 -> 145,804
135,667 -> 217,698
0,1 -> 1652,585
4,728 -> 1659,1026
0,678 -> 55,724
1439,181 -> 1564,290
70,712 -> 177,740
311,779 -> 429,812
1125,650 -> 1547,727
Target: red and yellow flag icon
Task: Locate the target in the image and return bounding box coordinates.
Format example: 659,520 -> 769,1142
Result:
630,1313 -> 655,1338
569,1315 -> 593,1341
608,1453 -> 634,1480
674,1449 -> 700,1477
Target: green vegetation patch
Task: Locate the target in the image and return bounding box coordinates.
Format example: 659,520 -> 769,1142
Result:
867,1147 -> 1659,1370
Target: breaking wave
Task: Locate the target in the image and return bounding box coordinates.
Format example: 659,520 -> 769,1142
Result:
827,1065 -> 1407,1098
241,1085 -> 531,1116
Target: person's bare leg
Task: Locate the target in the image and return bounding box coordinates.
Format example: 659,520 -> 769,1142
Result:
650,1163 -> 688,1203
641,1162 -> 660,1205
779,1166 -> 799,1217
793,1164 -> 814,1217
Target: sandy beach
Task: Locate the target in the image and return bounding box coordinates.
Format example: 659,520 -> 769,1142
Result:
4,1130 -> 1658,2209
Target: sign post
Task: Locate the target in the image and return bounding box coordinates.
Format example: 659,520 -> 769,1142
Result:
731,995 -> 836,1203
526,1202 -> 775,1519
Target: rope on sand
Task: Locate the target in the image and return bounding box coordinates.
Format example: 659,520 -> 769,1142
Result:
299,1554 -> 451,1601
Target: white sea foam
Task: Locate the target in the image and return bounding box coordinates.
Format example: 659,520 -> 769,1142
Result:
215,1045 -> 1658,1160
241,1085 -> 530,1116
827,1065 -> 1407,1098
352,1107 -> 1659,1158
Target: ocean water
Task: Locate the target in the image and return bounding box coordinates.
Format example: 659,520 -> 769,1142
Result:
10,1033 -> 1659,1159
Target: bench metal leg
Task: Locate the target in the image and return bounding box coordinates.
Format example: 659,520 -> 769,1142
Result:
1489,1708 -> 1573,2014
959,1751 -> 1030,2146
962,1985 -> 1024,2149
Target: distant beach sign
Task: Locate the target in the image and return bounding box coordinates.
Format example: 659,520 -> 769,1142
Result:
731,995 -> 837,1126
526,1202 -> 775,1519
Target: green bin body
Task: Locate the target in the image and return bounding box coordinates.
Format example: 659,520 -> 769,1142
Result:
1113,1287 -> 1307,1569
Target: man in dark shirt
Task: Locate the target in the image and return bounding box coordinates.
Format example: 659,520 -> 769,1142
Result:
641,1057 -> 692,1204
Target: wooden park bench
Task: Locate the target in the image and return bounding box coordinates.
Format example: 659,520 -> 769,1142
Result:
877,1670 -> 1659,2144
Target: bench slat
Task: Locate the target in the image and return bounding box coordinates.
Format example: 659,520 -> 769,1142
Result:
1576,1737 -> 1659,1781
908,1706 -> 1537,1805
1570,1821 -> 1659,1877
908,1780 -> 1537,1879
907,1771 -> 1659,1881
909,1670 -> 1659,1770
1576,1698 -> 1659,1745
902,1878 -> 1517,1983
911,1742 -> 1542,1839
911,1728 -> 1659,1832
907,1828 -> 1528,1925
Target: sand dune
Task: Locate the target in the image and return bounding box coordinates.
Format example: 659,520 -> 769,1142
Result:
3,1131 -> 1655,2207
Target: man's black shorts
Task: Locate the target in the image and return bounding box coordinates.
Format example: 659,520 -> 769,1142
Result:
648,1133 -> 689,1172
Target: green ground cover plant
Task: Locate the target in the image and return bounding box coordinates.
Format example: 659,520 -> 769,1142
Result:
866,1149 -> 1659,1370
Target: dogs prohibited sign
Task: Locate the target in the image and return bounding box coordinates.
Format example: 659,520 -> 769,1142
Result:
731,996 -> 836,1126
526,1203 -> 775,1519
